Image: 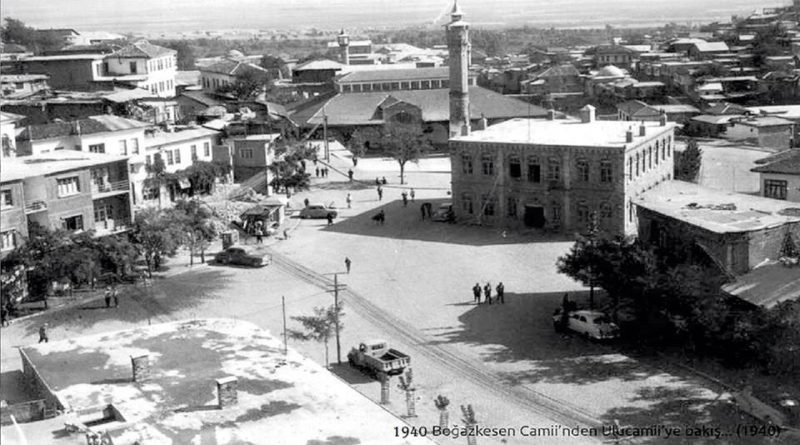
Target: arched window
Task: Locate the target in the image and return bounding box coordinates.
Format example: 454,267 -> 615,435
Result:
635,152 -> 640,176
628,157 -> 633,181
600,202 -> 612,219
462,193 -> 474,214
528,157 -> 541,182
600,159 -> 612,183
647,146 -> 652,170
576,158 -> 590,182
655,141 -> 660,165
482,194 -> 495,216
551,202 -> 562,222
577,201 -> 590,223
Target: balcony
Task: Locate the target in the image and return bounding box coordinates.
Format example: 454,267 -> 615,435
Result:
94,219 -> 130,237
24,200 -> 48,214
91,180 -> 130,196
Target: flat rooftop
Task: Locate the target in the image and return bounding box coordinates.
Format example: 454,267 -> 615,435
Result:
1,150 -> 129,183
453,118 -> 675,147
6,319 -> 434,445
636,180 -> 800,234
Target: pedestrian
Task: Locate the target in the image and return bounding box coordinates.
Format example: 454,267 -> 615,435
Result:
377,185 -> 383,201
410,188 -> 415,202
104,286 -> 112,308
283,229 -> 290,240
304,198 -> 310,207
353,157 -> 358,167
327,213 -> 334,225
401,191 -> 408,207
315,167 -> 320,177
345,257 -> 352,274
348,169 -> 354,182
38,323 -> 49,343
375,177 -> 381,185
472,283 -> 481,304
323,167 -> 329,177
420,203 -> 426,220
112,286 -> 119,308
381,176 -> 387,185
496,282 -> 505,304
484,283 -> 492,305
346,193 -> 352,208
91,276 -> 97,290
379,209 -> 385,225
313,158 -> 318,166
255,227 -> 264,244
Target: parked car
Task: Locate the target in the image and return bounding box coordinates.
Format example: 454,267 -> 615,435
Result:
552,309 -> 620,340
431,202 -> 454,222
347,339 -> 410,377
214,246 -> 271,267
299,203 -> 338,219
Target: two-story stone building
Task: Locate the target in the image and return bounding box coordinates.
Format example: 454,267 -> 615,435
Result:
449,106 -> 676,236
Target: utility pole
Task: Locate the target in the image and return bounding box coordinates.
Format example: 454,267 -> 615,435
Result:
282,296 -> 288,356
326,273 -> 347,364
323,108 -> 330,163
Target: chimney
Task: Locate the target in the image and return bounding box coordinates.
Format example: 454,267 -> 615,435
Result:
546,109 -> 556,120
217,376 -> 238,408
659,110 -> 667,126
475,113 -> 488,130
639,121 -> 646,136
579,105 -> 596,123
625,127 -> 634,143
131,355 -> 150,382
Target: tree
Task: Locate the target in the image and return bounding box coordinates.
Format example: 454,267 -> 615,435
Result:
397,368 -> 417,417
381,126 -> 430,185
144,154 -> 170,207
260,55 -> 290,79
434,395 -> 451,428
460,404 -> 478,445
1,17 -> 64,54
217,69 -> 269,100
348,128 -> 369,164
674,138 -> 702,182
174,199 -> 219,265
131,208 -> 188,277
288,303 -> 345,368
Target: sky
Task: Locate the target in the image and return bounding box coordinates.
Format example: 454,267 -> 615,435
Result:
0,0 -> 786,32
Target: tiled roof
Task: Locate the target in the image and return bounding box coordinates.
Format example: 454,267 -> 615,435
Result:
692,41 -> 730,52
751,150 -> 800,175
616,100 -> 649,116
289,86 -> 547,127
200,60 -> 269,77
293,59 -> 345,72
1,150 -> 129,183
337,66 -> 449,84
691,114 -> 737,125
111,41 -> 176,59
17,115 -> 150,141
533,64 -> 580,79
179,90 -> 223,107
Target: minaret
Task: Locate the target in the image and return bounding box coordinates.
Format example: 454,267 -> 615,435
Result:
446,0 -> 470,137
337,29 -> 351,65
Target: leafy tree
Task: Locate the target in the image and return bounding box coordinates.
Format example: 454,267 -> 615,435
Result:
131,208 -> 188,277
260,54 -> 290,79
289,303 -> 345,368
217,69 -> 270,100
348,128 -> 369,164
397,368 -> 417,417
1,17 -> 63,53
174,199 -> 219,265
144,154 -> 171,207
380,126 -> 431,185
434,395 -> 451,428
674,138 -> 702,182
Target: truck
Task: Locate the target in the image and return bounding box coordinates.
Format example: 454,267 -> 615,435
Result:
347,340 -> 410,376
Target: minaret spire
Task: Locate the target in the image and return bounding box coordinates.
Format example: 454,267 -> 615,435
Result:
447,1 -> 470,137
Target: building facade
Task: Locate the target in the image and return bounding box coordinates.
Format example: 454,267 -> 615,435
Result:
752,150 -> 800,202
449,108 -> 676,236
14,115 -> 149,157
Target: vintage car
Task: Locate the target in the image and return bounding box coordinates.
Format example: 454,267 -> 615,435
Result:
552,309 -> 620,340
299,203 -> 338,219
214,246 -> 271,267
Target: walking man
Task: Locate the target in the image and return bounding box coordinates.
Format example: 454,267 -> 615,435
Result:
484,283 -> 492,305
345,257 -> 352,274
472,283 -> 481,304
496,282 -> 505,304
346,193 -> 352,209
410,188 -> 415,202
104,286 -> 112,308
315,167 -> 320,177
401,191 -> 408,207
255,227 -> 264,244
377,185 -> 383,201
348,169 -> 354,182
327,213 -> 334,225
38,323 -> 49,343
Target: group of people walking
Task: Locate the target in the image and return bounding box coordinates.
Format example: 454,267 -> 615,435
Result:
472,282 -> 505,305
315,167 -> 330,177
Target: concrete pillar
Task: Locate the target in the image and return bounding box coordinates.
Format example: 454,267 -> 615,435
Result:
131,355 -> 150,382
216,376 -> 238,408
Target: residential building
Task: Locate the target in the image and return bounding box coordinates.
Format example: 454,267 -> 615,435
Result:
3,319 -> 438,445
15,115 -> 149,157
99,41 -> 177,98
636,180 -> 800,276
594,44 -> 639,69
20,53 -> 108,90
1,111 -> 24,158
751,149 -> 800,202
0,43 -> 33,62
134,126 -> 221,206
449,107 -> 676,236
199,59 -> 271,93
0,74 -> 49,98
521,64 -> 583,96
222,133 -> 278,184
617,100 -> 700,123
1,150 -> 134,254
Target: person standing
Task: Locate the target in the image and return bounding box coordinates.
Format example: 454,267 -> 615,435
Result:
104,286 -> 112,308
420,203 -> 426,220
410,188 -> 415,202
348,169 -> 354,182
346,193 -> 352,208
112,286 -> 119,308
484,283 -> 492,305
377,185 -> 383,201
472,283 -> 481,304
401,191 -> 408,207
315,167 -> 320,177
345,257 -> 352,274
496,282 -> 505,304
326,213 -> 334,225
381,176 -> 387,185
304,198 -> 310,207
255,227 -> 264,244
38,323 -> 49,343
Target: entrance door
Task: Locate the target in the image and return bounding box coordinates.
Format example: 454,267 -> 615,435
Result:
524,205 -> 546,228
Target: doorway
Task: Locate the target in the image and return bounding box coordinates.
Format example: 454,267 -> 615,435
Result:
524,205 -> 546,228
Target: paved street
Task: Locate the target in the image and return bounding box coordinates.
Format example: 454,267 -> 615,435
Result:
0,143 -> 777,444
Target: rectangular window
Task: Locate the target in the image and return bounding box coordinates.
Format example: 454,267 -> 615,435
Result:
88,143 -> 105,154
1,230 -> 16,251
528,161 -> 541,183
203,142 -> 210,156
63,215 -> 84,231
551,205 -> 562,222
481,155 -> 494,176
462,194 -> 474,214
57,176 -> 80,197
119,139 -> 127,155
764,179 -> 788,200
482,195 -> 495,216
131,138 -> 139,155
509,157 -> 521,178
174,149 -> 181,164
1,189 -> 13,208
166,151 -> 174,165
461,154 -> 473,174
547,158 -> 560,181
507,197 -> 517,217
600,160 -> 612,183
577,159 -> 589,182
191,145 -> 197,160
130,61 -> 137,73
240,148 -> 254,159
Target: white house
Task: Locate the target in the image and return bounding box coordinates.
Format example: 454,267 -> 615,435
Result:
100,41 -> 178,98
